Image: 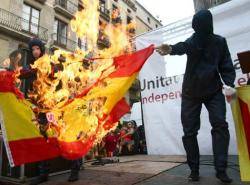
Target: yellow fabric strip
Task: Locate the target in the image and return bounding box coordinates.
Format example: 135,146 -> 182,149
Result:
0,93 -> 41,141
57,74 -> 137,142
231,86 -> 250,182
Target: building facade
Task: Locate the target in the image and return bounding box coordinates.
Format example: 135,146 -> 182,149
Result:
0,0 -> 161,62
135,1 -> 162,36
193,0 -> 231,12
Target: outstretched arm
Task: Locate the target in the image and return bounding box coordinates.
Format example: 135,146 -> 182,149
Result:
155,41 -> 191,56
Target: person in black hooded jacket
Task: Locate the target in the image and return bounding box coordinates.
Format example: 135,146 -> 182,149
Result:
156,10 -> 235,183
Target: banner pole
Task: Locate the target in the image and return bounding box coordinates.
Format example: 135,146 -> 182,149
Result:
139,80 -> 145,127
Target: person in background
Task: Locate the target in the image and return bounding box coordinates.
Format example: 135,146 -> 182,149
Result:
131,121 -> 140,154
122,122 -> 135,153
104,131 -> 119,157
118,125 -> 128,155
20,38 -> 45,97
156,10 -> 235,183
8,50 -> 23,71
138,125 -> 147,154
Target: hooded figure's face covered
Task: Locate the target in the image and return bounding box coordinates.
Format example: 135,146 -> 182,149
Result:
192,10 -> 213,35
192,10 -> 214,48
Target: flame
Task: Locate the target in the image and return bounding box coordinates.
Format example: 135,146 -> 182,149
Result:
26,0 -> 135,145
71,0 -> 100,51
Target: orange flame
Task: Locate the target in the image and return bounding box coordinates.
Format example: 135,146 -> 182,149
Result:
27,0 -> 136,144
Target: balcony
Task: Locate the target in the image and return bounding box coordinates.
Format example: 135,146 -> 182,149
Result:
51,32 -> 110,52
36,0 -> 47,4
97,38 -> 110,49
97,30 -> 110,49
54,0 -> 78,19
52,33 -> 78,51
99,6 -> 110,22
0,8 -> 48,42
122,0 -> 137,11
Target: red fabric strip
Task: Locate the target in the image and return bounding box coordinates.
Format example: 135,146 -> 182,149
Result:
9,137 -> 60,166
58,136 -> 95,160
239,98 -> 250,158
0,71 -> 24,99
103,98 -> 131,130
109,45 -> 154,78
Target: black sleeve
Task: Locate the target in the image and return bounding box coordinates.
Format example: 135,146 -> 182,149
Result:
218,38 -> 236,87
170,40 -> 191,56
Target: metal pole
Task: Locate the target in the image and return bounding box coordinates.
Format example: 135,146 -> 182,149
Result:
138,80 -> 144,127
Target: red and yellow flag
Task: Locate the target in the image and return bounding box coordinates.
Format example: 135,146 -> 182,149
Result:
0,45 -> 154,166
231,86 -> 250,182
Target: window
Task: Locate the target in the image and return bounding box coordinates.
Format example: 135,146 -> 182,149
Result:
100,0 -> 106,8
78,38 -> 86,50
156,24 -> 158,28
112,4 -> 118,10
78,38 -> 82,49
100,0 -> 106,12
147,17 -> 151,24
127,16 -> 132,24
22,4 -> 40,35
54,19 -> 68,46
112,4 -> 121,23
78,0 -> 84,11
59,0 -> 67,9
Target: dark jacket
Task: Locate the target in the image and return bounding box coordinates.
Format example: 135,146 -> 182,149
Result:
20,38 -> 45,96
170,10 -> 235,98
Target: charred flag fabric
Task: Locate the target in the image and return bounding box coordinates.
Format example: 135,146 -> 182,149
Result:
0,45 -> 154,167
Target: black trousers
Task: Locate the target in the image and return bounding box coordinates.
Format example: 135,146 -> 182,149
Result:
181,91 -> 230,172
38,158 -> 83,175
71,158 -> 83,172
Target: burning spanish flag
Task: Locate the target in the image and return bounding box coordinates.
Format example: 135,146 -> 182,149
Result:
231,86 -> 250,182
0,45 -> 154,167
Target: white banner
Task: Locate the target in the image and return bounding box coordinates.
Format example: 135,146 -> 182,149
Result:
136,0 -> 250,155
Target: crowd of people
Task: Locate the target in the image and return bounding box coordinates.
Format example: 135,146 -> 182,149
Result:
102,121 -> 147,157
86,121 -> 147,160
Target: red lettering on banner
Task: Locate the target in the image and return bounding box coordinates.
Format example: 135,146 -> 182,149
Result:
169,92 -> 175,99
142,91 -> 182,104
238,78 -> 246,86
155,95 -> 161,102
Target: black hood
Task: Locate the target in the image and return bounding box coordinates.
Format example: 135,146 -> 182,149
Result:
192,9 -> 213,34
191,10 -> 214,49
28,38 -> 45,55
